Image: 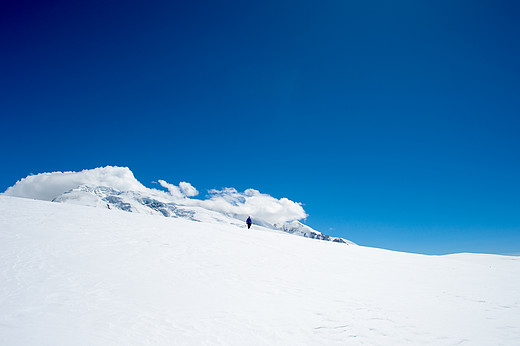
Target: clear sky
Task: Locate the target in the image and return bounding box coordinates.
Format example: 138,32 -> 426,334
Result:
1,0 -> 519,255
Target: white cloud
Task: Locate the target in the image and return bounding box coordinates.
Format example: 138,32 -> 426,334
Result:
3,166 -> 307,224
158,180 -> 198,199
198,187 -> 307,225
179,182 -> 198,197
3,166 -> 147,201
158,180 -> 183,199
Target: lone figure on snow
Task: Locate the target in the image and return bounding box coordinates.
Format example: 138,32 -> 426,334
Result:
246,216 -> 252,229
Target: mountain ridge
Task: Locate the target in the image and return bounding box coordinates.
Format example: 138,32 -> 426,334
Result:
52,184 -> 353,244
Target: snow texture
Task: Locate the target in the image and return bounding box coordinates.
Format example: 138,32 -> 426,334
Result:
1,195 -> 519,345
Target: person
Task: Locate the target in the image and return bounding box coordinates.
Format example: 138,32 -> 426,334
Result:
246,216 -> 252,229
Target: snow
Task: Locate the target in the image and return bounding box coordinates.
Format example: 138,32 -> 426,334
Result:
1,196 -> 519,345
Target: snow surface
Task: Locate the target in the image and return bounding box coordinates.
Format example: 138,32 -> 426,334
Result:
1,195 -> 519,345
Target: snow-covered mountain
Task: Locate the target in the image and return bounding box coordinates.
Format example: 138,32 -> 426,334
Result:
52,184 -> 352,243
1,195 -> 519,345
276,220 -> 347,243
3,167 -> 353,244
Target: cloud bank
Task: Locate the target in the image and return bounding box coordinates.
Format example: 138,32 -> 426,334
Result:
3,166 -> 147,201
198,188 -> 307,225
3,166 -> 307,224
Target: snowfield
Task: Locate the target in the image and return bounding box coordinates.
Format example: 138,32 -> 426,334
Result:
1,195 -> 519,345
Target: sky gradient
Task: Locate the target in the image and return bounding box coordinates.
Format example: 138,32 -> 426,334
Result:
1,0 -> 519,255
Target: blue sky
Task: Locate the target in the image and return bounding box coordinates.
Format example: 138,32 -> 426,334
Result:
1,0 -> 519,255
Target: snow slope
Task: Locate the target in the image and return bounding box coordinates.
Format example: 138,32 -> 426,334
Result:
1,196 -> 519,345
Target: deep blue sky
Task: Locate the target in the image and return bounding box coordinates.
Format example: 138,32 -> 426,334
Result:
1,0 -> 519,255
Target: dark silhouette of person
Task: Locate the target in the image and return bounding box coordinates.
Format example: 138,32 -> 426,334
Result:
246,216 -> 252,229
